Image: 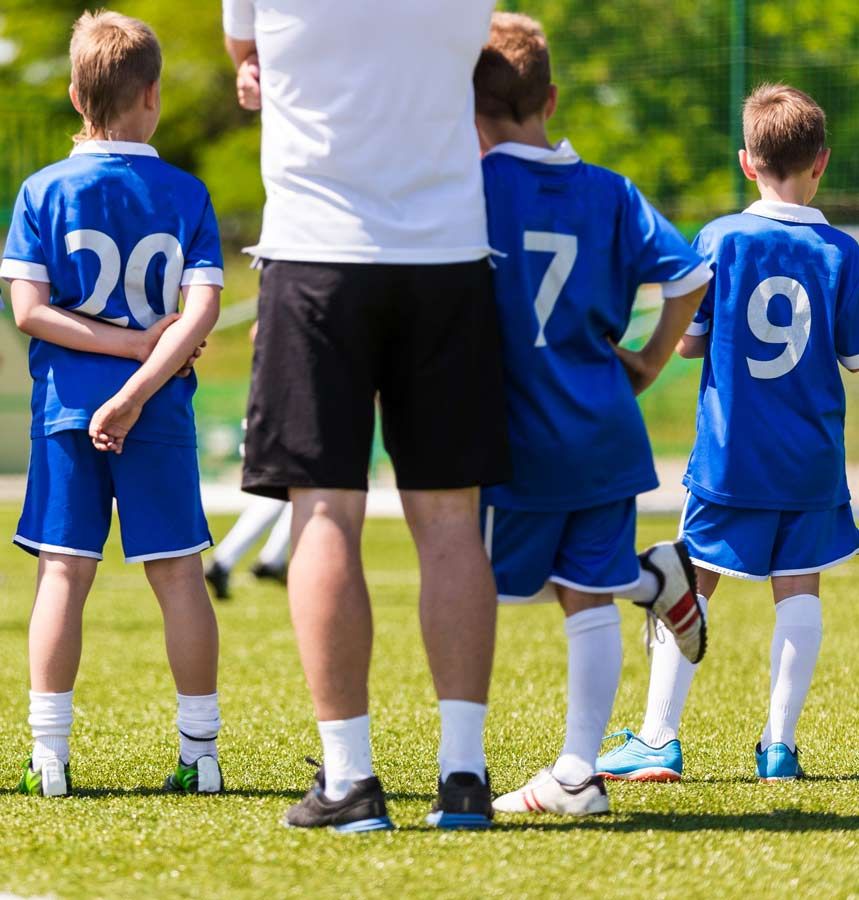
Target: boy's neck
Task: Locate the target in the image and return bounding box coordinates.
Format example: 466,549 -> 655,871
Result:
477,114 -> 554,155
84,126 -> 151,144
754,175 -> 817,208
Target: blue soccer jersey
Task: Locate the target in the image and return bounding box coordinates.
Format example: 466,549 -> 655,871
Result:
481,141 -> 710,511
0,140 -> 223,445
683,200 -> 859,510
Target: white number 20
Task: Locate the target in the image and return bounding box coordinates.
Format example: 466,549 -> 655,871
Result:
746,276 -> 811,380
65,229 -> 184,328
524,231 -> 578,347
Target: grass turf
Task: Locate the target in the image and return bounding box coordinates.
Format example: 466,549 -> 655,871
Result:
0,510 -> 858,899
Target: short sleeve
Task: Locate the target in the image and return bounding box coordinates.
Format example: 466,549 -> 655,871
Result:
835,244 -> 859,370
621,180 -> 708,291
0,183 -> 50,283
684,229 -> 717,336
223,0 -> 255,40
181,194 -> 224,288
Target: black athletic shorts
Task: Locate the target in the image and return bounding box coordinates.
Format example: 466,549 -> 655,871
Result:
241,259 -> 511,499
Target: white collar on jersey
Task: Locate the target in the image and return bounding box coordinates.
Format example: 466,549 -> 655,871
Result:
743,199 -> 828,225
485,138 -> 581,165
70,140 -> 159,158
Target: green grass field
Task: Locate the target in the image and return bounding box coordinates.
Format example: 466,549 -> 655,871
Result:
1,510 -> 858,899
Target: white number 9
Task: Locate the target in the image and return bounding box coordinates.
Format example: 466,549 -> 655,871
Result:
746,276 -> 811,380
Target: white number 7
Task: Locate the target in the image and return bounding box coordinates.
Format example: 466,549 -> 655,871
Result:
524,231 -> 578,347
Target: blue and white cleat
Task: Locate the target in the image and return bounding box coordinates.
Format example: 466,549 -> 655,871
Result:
755,742 -> 804,782
595,729 -> 683,782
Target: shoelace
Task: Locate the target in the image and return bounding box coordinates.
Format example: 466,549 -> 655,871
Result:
643,610 -> 666,658
599,728 -> 636,749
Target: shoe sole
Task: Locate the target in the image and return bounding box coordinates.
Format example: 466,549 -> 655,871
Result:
599,768 -> 681,783
333,816 -> 394,833
758,774 -> 802,783
425,811 -> 492,830
670,541 -> 707,664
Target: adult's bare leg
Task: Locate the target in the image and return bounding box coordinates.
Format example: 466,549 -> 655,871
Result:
401,488 -> 496,785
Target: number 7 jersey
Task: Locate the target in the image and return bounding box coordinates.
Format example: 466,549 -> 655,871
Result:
0,140 -> 223,445
684,200 -> 859,510
480,141 -> 709,511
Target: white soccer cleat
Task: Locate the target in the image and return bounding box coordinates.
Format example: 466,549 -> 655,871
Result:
492,768 -> 609,817
637,540 -> 707,664
40,758 -> 70,797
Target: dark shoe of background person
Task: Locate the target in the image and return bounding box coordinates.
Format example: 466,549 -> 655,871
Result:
250,560 -> 287,584
204,561 -> 231,601
426,771 -> 493,829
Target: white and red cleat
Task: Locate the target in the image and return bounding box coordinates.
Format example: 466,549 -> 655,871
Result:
492,769 -> 609,817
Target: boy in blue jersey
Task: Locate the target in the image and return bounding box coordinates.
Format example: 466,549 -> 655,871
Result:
597,84 -> 859,783
0,11 -> 225,796
472,13 -> 712,817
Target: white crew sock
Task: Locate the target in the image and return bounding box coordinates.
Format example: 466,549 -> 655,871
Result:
318,715 -> 374,801
177,692 -> 221,764
256,504 -> 292,567
760,593 -> 822,752
639,594 -> 708,747
29,690 -> 74,769
552,605 -> 622,786
438,700 -> 487,783
617,568 -> 660,605
212,497 -> 285,570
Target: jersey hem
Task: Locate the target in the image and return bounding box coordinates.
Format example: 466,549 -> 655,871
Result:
31,422 -> 198,448
244,245 -> 492,265
484,478 -> 657,513
682,478 -> 850,512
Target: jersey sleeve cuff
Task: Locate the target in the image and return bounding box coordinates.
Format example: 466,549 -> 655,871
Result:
662,262 -> 713,298
0,258 -> 50,283
685,319 -> 710,336
838,352 -> 859,370
181,266 -> 224,288
222,1 -> 255,40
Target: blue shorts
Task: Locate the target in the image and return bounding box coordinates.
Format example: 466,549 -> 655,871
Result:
681,492 -> 859,580
480,498 -> 640,602
15,432 -> 212,563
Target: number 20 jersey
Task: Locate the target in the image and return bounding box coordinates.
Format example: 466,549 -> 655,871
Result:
480,142 -> 707,512
0,142 -> 223,445
684,202 -> 859,510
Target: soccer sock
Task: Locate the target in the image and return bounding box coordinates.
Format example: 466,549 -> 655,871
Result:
29,690 -> 74,769
318,714 -> 374,801
177,692 -> 221,764
618,568 -> 660,605
438,700 -> 487,783
256,503 -> 292,567
761,593 -> 822,753
639,594 -> 708,747
212,497 -> 285,570
553,605 -> 622,786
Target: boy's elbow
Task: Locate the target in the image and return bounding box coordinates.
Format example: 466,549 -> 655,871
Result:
13,306 -> 36,334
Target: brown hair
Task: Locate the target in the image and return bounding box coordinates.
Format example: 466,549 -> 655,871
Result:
70,10 -> 162,136
743,83 -> 826,180
473,12 -> 551,123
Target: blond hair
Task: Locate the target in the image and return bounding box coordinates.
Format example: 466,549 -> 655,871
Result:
743,84 -> 826,179
473,12 -> 552,123
70,10 -> 162,137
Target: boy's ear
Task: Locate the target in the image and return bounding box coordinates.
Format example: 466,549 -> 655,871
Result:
143,80 -> 160,110
68,83 -> 83,115
544,84 -> 558,121
738,148 -> 758,182
812,147 -> 831,180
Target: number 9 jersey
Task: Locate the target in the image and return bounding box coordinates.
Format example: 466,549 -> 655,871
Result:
684,200 -> 859,510
0,140 -> 223,446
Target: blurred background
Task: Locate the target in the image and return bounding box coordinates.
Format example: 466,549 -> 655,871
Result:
1,0 -> 858,487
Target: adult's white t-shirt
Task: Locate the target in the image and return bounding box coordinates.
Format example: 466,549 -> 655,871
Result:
223,0 -> 495,264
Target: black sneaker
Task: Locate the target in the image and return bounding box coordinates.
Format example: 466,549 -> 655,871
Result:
204,562 -> 231,601
426,771 -> 493,829
250,560 -> 287,583
284,758 -> 393,833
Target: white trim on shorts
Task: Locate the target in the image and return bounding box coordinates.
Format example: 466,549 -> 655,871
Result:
13,534 -> 104,560
771,547 -> 859,577
549,574 -> 641,594
689,556 -> 769,581
125,540 -> 213,565
483,505 -> 494,559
